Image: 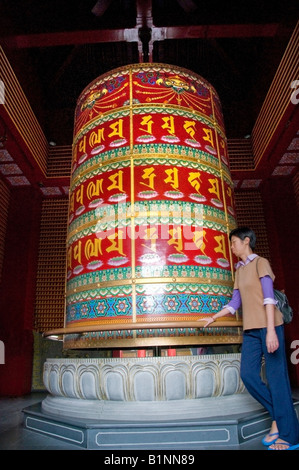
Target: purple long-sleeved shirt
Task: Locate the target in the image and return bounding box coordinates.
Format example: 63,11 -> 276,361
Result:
224,254 -> 277,315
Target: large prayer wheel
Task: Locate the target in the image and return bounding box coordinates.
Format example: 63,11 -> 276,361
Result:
64,63 -> 238,349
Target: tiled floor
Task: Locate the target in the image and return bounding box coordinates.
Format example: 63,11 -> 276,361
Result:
0,392 -> 82,450
0,391 -> 298,451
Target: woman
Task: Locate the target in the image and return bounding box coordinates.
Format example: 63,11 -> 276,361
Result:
201,227 -> 299,450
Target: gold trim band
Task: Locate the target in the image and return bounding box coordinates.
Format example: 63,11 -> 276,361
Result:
66,275 -> 233,295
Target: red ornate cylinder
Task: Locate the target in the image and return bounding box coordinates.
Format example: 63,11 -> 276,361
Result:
64,63 -> 238,349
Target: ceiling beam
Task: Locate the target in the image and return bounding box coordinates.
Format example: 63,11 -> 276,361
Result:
0,23 -> 285,50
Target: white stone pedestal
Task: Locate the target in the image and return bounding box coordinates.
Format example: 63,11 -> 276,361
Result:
42,353 -> 244,406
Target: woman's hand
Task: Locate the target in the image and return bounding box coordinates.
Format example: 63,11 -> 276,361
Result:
204,317 -> 215,327
265,304 -> 279,353
266,329 -> 279,353
197,307 -> 230,328
197,317 -> 215,328
198,308 -> 229,327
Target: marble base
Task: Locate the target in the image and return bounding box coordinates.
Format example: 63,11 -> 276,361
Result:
43,353 -> 245,402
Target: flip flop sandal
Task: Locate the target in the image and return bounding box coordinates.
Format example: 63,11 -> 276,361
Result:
268,440 -> 299,450
262,432 -> 279,446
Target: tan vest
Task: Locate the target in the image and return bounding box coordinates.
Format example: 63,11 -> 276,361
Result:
234,256 -> 283,330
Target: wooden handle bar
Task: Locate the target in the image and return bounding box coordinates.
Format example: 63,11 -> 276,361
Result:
43,320 -> 243,337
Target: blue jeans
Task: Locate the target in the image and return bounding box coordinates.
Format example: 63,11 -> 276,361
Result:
241,325 -> 299,444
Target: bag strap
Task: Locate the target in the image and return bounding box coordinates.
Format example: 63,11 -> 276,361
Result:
255,256 -> 260,279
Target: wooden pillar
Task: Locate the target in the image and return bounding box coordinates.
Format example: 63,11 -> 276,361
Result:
261,178 -> 299,387
0,187 -> 42,396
